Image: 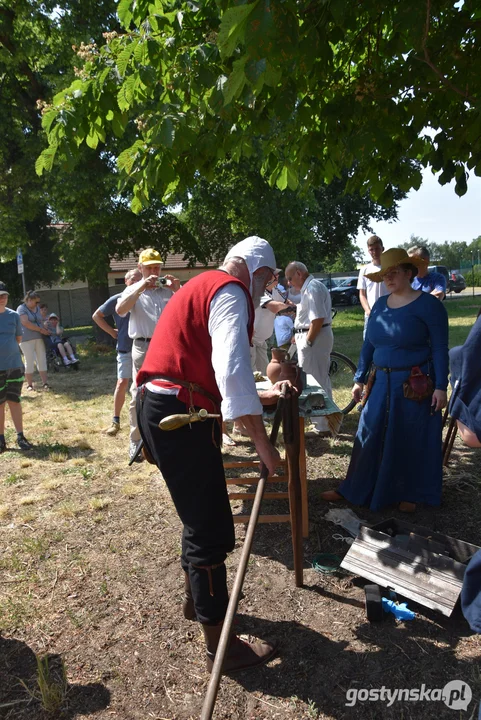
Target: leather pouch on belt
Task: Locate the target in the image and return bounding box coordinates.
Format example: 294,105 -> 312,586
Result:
403,366 -> 433,402
361,367 -> 376,408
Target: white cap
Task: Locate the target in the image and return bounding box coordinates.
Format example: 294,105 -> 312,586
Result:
224,236 -> 276,281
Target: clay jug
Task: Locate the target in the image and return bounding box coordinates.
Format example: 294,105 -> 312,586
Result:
279,359 -> 304,395
266,348 -> 287,384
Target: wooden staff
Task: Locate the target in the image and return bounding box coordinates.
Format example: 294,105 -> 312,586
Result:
283,388 -> 304,587
200,385 -> 287,720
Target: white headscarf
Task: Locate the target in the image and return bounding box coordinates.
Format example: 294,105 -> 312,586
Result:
224,236 -> 276,283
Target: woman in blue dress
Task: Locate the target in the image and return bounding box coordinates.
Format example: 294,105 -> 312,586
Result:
322,248 -> 449,512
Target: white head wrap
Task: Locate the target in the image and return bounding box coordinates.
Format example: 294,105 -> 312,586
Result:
224,236 -> 276,282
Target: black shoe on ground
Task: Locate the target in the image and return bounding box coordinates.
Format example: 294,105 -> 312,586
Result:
17,436 -> 33,451
0,437 -> 6,454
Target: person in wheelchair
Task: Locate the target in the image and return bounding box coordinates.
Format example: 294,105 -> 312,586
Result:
44,313 -> 79,367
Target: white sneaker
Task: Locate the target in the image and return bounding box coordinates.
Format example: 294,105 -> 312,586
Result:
63,357 -> 71,365
70,356 -> 79,363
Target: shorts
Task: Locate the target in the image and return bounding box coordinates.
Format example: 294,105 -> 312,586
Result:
117,351 -> 133,380
0,367 -> 24,405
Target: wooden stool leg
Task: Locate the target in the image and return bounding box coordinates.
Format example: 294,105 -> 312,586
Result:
299,417 -> 309,538
443,417 -> 458,466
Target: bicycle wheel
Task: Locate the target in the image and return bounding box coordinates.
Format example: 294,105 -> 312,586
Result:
329,351 -> 357,415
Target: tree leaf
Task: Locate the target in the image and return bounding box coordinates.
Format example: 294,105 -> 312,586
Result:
117,43 -> 135,77
218,2 -> 259,60
276,165 -> 288,190
223,57 -> 247,104
112,112 -> 128,137
117,74 -> 136,111
86,129 -> 99,149
118,0 -> 134,29
117,141 -> 143,173
158,118 -> 175,148
131,194 -> 143,214
455,170 -> 467,197
286,165 -> 298,191
42,109 -> 58,134
35,147 -> 57,176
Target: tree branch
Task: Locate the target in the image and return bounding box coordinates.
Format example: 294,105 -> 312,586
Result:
414,0 -> 474,102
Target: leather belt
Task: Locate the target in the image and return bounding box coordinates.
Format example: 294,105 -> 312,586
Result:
295,324 -> 331,333
374,359 -> 430,373
150,375 -> 220,410
135,337 -> 151,342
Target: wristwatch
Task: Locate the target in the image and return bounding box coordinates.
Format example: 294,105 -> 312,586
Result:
306,339 -> 313,347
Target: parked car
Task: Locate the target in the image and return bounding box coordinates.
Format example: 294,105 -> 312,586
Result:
321,277 -> 339,291
330,277 -> 360,306
448,270 -> 467,293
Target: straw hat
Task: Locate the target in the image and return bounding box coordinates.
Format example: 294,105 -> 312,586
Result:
365,248 -> 428,283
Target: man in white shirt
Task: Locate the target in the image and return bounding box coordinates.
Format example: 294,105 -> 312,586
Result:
251,270 -> 292,373
285,261 -> 333,435
116,248 -> 181,462
357,235 -> 388,337
135,236 -> 284,674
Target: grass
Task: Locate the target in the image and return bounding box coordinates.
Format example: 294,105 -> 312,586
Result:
332,296 -> 479,362
19,654 -> 68,715
62,324 -> 93,335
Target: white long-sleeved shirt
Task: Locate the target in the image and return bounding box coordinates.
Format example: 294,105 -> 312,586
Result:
146,283 -> 262,420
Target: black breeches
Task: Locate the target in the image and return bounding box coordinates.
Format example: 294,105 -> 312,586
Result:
137,389 -> 234,624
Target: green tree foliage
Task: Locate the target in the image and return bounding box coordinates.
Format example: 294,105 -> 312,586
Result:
0,0 -> 121,279
182,158 -> 404,268
37,0 -> 481,211
1,0 -> 192,306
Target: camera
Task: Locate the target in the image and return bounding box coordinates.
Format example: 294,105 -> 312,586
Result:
155,276 -> 170,287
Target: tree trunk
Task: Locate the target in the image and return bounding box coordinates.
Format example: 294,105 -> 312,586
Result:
88,281 -> 116,346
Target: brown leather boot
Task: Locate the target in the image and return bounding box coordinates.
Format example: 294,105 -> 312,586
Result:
182,571 -> 243,623
183,571 -> 196,621
202,622 -> 278,674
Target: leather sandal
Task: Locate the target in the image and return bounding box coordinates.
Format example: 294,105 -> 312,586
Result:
320,490 -> 344,502
399,501 -> 416,513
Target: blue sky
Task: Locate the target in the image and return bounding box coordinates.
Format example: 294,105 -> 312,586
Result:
356,169 -> 481,258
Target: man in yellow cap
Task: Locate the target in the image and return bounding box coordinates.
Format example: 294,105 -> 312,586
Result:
116,249 -> 181,462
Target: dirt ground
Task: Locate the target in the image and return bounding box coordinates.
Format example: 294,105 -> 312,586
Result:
1,357 -> 481,720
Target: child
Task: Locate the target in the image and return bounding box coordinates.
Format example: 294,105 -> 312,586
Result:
44,313 -> 79,366
38,303 -> 49,321
274,306 -> 296,352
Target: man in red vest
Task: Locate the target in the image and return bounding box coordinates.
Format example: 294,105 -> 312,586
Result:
136,237 -> 285,674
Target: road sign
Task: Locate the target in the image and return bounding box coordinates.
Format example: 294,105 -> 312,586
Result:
17,251 -> 24,275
